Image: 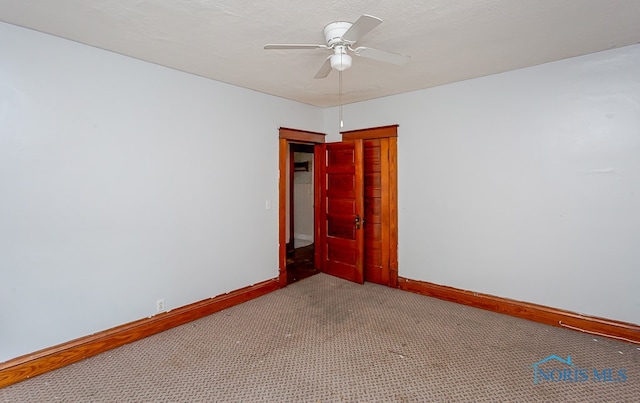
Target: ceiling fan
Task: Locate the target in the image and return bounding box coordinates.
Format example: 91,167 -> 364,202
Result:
264,14 -> 410,79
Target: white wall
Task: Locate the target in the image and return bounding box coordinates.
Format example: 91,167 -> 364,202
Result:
293,152 -> 314,247
0,22 -> 323,362
2,22 -> 638,364
325,44 -> 640,325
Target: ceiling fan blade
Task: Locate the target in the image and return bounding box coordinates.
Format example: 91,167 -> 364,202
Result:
353,46 -> 411,65
264,44 -> 328,50
314,56 -> 333,79
342,14 -> 382,43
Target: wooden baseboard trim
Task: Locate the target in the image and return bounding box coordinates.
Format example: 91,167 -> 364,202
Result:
0,278 -> 280,388
398,277 -> 640,344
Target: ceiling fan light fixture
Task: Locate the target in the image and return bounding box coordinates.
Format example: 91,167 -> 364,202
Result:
264,14 -> 410,79
330,53 -> 352,71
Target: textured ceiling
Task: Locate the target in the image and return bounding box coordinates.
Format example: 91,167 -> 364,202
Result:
1,0 -> 640,107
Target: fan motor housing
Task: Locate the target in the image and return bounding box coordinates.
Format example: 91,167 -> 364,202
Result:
323,22 -> 353,47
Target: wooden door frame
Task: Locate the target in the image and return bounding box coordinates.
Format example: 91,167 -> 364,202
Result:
341,125 -> 399,288
278,128 -> 326,286
288,145 -> 295,252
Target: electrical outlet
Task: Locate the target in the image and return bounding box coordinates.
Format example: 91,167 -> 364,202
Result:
156,299 -> 165,313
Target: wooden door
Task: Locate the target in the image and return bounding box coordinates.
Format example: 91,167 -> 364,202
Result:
319,140 -> 364,283
363,138 -> 387,285
342,126 -> 398,288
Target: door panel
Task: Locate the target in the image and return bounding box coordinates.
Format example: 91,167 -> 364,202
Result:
362,139 -> 387,285
327,217 -> 356,239
328,199 -> 355,215
321,140 -> 364,283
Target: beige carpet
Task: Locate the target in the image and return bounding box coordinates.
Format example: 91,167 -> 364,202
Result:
1,273 -> 638,402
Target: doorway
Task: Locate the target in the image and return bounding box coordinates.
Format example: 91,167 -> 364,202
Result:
287,143 -> 317,284
278,128 -> 326,286
278,125 -> 398,288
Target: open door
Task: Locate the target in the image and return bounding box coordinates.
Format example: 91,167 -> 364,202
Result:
279,126 -> 398,288
319,140 -> 365,283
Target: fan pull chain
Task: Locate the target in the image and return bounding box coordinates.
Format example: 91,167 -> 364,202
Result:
339,58 -> 344,128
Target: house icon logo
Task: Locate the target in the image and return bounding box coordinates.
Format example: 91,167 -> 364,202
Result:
531,354 -> 627,384
531,355 -> 573,385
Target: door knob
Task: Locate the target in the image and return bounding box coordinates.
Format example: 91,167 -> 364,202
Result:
355,214 -> 362,230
